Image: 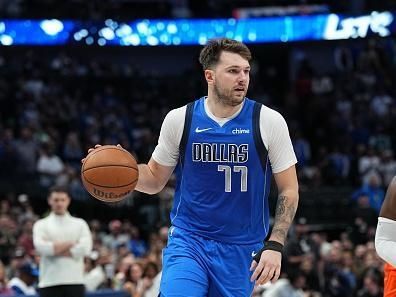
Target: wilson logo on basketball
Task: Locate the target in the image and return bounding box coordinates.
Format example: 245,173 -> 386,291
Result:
93,187 -> 131,199
81,145 -> 138,202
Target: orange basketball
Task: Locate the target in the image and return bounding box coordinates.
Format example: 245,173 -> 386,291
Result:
81,145 -> 139,202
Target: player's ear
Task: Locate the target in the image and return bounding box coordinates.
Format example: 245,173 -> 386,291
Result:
204,69 -> 214,85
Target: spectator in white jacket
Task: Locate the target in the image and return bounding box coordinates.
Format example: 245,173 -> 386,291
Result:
33,185 -> 92,297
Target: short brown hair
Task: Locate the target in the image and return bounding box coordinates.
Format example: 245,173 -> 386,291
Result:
199,38 -> 252,70
48,185 -> 70,198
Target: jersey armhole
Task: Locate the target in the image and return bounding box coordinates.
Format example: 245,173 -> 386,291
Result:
178,101 -> 195,167
253,102 -> 269,171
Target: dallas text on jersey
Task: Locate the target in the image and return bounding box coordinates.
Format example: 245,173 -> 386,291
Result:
192,143 -> 249,163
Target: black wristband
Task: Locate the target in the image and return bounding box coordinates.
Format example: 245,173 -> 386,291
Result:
253,240 -> 283,263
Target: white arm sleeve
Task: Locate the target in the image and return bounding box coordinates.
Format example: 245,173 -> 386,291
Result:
260,106 -> 297,173
151,103 -> 297,172
70,220 -> 93,259
33,221 -> 55,256
152,106 -> 186,167
375,217 -> 396,267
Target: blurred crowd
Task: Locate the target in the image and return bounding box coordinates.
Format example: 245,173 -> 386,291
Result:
290,38 -> 396,193
0,191 -> 385,297
254,217 -> 383,297
0,195 -> 168,297
0,38 -> 395,198
0,47 -> 186,201
1,38 -> 396,187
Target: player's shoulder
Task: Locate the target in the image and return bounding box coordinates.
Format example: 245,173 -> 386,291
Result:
387,176 -> 396,197
256,102 -> 286,124
167,105 -> 187,117
390,176 -> 396,188
379,176 -> 396,218
166,98 -> 202,119
71,215 -> 88,225
164,105 -> 187,123
33,215 -> 50,227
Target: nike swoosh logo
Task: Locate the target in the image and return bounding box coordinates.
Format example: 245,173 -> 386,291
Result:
195,127 -> 212,133
251,251 -> 257,257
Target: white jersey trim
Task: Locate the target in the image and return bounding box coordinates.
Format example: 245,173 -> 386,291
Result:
375,217 -> 396,267
151,99 -> 297,173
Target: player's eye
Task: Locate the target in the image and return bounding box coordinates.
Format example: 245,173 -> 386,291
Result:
228,69 -> 237,73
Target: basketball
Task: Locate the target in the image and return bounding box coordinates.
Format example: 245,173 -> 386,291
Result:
81,145 -> 139,202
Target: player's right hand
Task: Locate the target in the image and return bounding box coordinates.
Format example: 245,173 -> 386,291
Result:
81,144 -> 122,163
250,249 -> 281,285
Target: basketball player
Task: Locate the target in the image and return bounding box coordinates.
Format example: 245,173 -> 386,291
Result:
375,177 -> 396,296
86,38 -> 299,296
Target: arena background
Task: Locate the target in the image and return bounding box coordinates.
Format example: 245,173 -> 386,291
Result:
1,1 -> 395,296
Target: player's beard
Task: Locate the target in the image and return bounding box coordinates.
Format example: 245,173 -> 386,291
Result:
213,82 -> 246,107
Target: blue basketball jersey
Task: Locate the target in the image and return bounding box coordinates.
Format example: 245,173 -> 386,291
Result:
171,97 -> 272,244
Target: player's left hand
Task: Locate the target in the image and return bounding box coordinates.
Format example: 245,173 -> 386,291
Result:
250,250 -> 281,285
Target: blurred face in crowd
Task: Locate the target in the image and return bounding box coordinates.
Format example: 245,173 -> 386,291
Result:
329,243 -> 342,263
206,51 -> 250,107
20,128 -> 32,140
129,263 -> 143,282
355,244 -> 366,258
48,191 -> 70,215
364,251 -> 378,267
119,255 -> 135,273
0,262 -> 6,282
25,274 -> 37,286
294,275 -> 306,289
144,262 -> 159,279
363,275 -> 380,294
300,257 -> 314,273
342,251 -> 354,268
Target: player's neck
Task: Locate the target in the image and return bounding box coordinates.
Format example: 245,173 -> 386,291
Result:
206,96 -> 243,118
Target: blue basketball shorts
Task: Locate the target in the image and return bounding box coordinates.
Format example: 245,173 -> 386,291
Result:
159,226 -> 263,297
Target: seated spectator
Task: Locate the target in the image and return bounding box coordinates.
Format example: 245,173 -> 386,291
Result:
113,254 -> 135,290
284,218 -> 317,276
0,260 -> 13,296
262,272 -> 306,297
299,254 -> 321,293
123,262 -> 144,296
36,142 -> 64,189
352,173 -> 385,213
356,268 -> 383,297
84,249 -> 112,291
139,262 -> 160,296
358,148 -> 381,185
8,262 -> 38,296
101,220 -> 130,251
379,149 -> 396,186
17,220 -> 35,258
62,131 -> 84,171
351,193 -> 378,228
129,226 -> 148,258
14,128 -> 38,180
0,215 -> 17,266
143,270 -> 162,297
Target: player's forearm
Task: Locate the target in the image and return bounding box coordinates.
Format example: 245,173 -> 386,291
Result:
135,164 -> 163,195
269,189 -> 299,245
